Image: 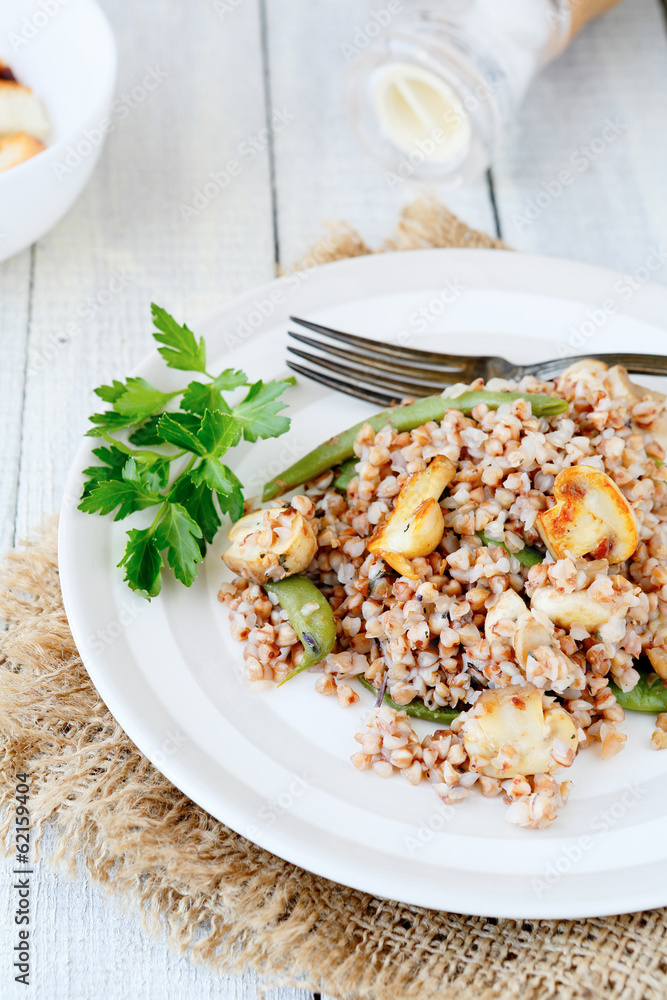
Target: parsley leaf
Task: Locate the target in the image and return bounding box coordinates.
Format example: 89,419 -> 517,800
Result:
215,464 -> 244,521
191,457 -> 231,491
157,413 -> 206,454
94,380 -> 126,404
118,528 -> 163,597
78,478 -> 161,520
86,411 -> 143,436
111,377 -> 177,419
232,377 -> 295,442
129,411 -> 201,446
122,455 -> 170,493
80,304 -> 295,596
190,458 -> 244,522
213,369 -> 248,391
170,475 -> 221,547
180,371 -> 246,415
154,503 -> 203,586
181,380 -> 226,416
81,445 -> 128,496
198,410 -> 241,456
151,303 -> 207,373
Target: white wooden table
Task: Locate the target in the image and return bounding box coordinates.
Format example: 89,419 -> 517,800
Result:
3,1 -> 667,996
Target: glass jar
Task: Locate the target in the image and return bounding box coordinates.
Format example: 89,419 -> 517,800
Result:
346,0 -> 622,187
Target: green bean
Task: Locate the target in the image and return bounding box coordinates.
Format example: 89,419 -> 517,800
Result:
262,390 -> 567,500
610,668 -> 667,713
358,676 -> 460,725
477,531 -> 545,568
264,576 -> 336,685
333,458 -> 359,493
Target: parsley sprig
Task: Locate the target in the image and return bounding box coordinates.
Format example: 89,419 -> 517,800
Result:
78,303 -> 295,598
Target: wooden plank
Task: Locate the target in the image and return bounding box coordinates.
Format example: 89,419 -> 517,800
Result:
0,852 -> 313,1000
491,0 -> 667,274
262,0 -> 498,269
0,248 -> 31,554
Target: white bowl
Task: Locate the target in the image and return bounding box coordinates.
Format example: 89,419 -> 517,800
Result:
0,0 -> 117,263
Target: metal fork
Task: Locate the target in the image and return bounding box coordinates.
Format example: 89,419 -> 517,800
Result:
286,316 -> 667,406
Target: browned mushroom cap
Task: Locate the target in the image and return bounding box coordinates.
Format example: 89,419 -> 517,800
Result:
536,465 -> 638,565
367,455 -> 455,580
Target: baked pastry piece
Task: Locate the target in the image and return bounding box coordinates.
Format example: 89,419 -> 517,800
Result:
0,131 -> 45,171
0,78 -> 50,141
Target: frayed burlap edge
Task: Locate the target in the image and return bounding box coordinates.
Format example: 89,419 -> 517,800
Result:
3,205 -> 667,1000
286,197 -> 506,272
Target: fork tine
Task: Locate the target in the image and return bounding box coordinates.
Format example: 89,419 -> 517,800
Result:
288,347 -> 443,396
288,331 -> 466,384
287,345 -> 462,396
289,315 -> 479,368
286,361 -> 400,406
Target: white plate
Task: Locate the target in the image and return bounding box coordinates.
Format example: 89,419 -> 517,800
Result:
59,248 -> 667,919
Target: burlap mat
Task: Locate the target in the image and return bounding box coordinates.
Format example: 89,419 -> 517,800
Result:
2,201 -> 667,1000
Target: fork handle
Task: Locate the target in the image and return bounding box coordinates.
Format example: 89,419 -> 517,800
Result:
525,353 -> 667,380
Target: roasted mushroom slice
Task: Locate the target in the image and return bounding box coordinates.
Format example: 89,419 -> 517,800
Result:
483,589 -> 529,645
367,455 -> 455,580
604,364 -> 666,405
536,465 -> 638,564
461,685 -> 578,779
530,586 -> 610,631
222,503 -> 317,584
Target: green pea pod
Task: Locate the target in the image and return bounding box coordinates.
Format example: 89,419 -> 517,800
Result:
262,389 -> 568,500
610,670 -> 667,713
358,676 -> 460,725
477,531 -> 545,568
264,576 -> 336,686
333,457 -> 359,493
